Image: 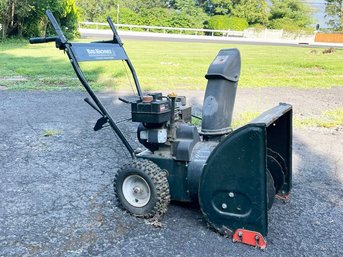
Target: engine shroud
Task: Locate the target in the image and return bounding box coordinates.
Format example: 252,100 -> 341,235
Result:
131,94 -> 171,125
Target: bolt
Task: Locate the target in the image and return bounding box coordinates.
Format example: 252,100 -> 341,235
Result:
133,187 -> 142,194
222,203 -> 227,209
228,192 -> 234,198
255,235 -> 260,241
238,231 -> 243,237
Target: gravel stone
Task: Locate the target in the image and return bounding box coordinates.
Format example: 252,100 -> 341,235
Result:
0,89 -> 342,257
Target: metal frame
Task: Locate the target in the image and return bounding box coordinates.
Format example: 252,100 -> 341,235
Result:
34,10 -> 145,158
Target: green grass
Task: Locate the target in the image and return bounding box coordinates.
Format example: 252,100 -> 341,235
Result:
294,108 -> 343,128
231,111 -> 261,128
0,38 -> 342,91
226,108 -> 343,129
42,129 -> 62,137
192,111 -> 261,128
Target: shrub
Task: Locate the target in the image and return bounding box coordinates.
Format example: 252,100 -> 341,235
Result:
115,7 -> 140,25
207,15 -> 248,31
139,8 -> 173,27
269,18 -> 301,32
169,11 -> 207,29
250,23 -> 267,30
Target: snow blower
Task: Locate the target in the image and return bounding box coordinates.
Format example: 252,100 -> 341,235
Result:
29,10 -> 292,249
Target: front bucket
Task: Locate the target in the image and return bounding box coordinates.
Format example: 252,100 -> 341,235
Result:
198,103 -> 292,238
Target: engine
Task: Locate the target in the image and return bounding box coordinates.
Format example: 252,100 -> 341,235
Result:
131,49 -> 241,161
131,92 -> 198,159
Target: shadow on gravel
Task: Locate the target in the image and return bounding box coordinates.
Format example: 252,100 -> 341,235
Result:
266,133 -> 343,256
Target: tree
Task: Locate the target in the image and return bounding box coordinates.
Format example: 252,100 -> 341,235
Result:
76,0 -> 102,21
121,0 -> 167,12
117,7 -> 140,24
231,0 -> 268,25
1,0 -> 12,38
325,0 -> 343,31
0,0 -> 34,38
0,0 -> 78,39
206,0 -> 235,15
170,0 -> 208,28
269,0 -> 313,31
76,0 -> 169,23
139,7 -> 173,26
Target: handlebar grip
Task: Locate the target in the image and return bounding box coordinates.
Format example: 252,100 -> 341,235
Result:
29,36 -> 58,44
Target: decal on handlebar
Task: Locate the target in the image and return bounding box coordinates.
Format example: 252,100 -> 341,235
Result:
71,43 -> 128,62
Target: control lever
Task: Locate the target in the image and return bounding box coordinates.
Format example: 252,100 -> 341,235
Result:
84,98 -> 104,116
94,117 -> 108,131
118,97 -> 134,104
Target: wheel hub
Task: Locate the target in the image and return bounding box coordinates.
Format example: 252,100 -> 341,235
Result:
122,175 -> 151,207
133,186 -> 143,194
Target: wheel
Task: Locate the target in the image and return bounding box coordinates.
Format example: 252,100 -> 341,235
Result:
114,159 -> 170,218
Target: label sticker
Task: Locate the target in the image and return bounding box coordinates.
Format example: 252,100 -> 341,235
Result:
85,48 -> 116,59
72,43 -> 128,62
212,55 -> 229,65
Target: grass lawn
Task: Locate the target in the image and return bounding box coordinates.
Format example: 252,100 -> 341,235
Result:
0,39 -> 342,91
232,108 -> 343,129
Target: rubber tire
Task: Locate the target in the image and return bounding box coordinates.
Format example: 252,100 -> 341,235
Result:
114,159 -> 170,218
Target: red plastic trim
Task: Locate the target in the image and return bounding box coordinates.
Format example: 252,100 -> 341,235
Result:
275,193 -> 290,202
232,229 -> 267,249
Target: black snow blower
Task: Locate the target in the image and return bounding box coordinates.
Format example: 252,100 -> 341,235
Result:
30,10 -> 292,249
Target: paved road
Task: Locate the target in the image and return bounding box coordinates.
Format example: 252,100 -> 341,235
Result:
80,29 -> 343,48
0,90 -> 342,256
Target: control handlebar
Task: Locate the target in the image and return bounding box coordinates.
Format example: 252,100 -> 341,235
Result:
29,36 -> 58,44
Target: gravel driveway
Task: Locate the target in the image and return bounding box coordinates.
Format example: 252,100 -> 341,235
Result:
0,88 -> 342,257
